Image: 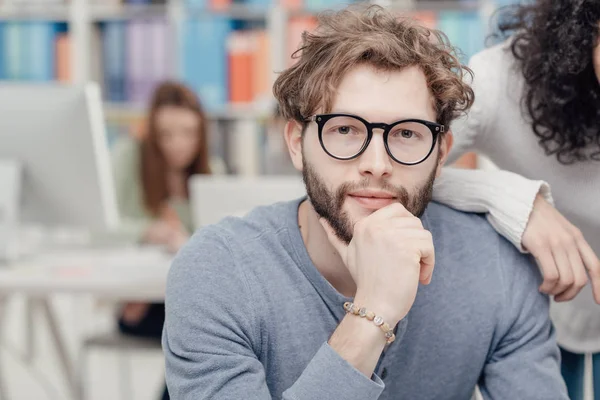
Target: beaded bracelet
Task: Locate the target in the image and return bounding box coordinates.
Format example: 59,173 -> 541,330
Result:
343,302 -> 396,344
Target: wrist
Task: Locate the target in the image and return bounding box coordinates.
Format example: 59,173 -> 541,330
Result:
344,301 -> 396,345
353,293 -> 403,328
329,312 -> 388,377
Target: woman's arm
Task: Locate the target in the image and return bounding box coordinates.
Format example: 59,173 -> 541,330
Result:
433,49 -> 600,304
433,167 -> 553,251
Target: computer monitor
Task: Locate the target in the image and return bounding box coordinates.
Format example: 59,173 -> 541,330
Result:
188,175 -> 306,229
0,82 -> 119,232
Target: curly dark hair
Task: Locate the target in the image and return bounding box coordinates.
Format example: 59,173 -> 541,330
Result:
494,0 -> 600,164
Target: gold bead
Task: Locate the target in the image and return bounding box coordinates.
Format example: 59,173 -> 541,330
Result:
386,333 -> 396,344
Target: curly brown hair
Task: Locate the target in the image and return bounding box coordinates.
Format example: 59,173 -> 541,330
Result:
273,5 -> 474,129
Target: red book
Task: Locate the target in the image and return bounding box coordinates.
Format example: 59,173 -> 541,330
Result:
228,31 -> 255,104
55,33 -> 71,82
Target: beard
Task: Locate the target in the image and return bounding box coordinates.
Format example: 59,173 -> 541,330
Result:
302,158 -> 437,245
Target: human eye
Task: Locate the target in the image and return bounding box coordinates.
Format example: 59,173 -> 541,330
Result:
391,129 -> 421,140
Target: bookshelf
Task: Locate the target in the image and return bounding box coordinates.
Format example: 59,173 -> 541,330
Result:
0,0 -> 506,174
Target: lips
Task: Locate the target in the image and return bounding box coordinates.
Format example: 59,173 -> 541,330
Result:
348,190 -> 395,199
347,190 -> 397,210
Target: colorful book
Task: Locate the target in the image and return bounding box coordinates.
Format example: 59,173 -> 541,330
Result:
279,0 -> 302,10
245,0 -> 271,10
27,21 -> 56,82
437,11 -> 468,62
55,33 -> 71,82
125,19 -> 147,104
252,30 -> 270,103
181,16 -> 232,110
103,21 -> 127,102
3,22 -> 23,80
462,11 -> 485,62
209,0 -> 231,11
185,0 -> 207,7
0,23 -> 4,80
228,31 -> 254,104
148,19 -> 170,95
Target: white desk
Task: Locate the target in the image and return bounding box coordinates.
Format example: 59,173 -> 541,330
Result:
0,246 -> 173,400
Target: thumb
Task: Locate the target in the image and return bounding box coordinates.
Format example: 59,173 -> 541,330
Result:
318,218 -> 348,261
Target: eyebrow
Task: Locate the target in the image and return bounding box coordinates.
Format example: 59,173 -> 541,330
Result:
328,110 -> 432,122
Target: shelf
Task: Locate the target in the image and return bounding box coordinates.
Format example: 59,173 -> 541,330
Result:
0,1 -> 482,22
411,0 -> 481,11
103,102 -> 273,123
90,3 -> 168,21
184,4 -> 269,20
0,3 -> 70,21
288,0 -> 482,16
88,3 -> 269,22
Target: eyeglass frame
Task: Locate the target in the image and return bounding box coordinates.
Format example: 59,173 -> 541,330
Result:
304,113 -> 446,166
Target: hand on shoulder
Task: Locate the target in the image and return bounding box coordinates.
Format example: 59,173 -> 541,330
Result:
523,194 -> 600,303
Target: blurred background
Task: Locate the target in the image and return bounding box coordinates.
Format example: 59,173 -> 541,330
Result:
0,0 -> 513,175
0,0 -> 519,399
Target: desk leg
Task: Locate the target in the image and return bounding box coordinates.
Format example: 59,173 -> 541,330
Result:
38,298 -> 79,400
0,296 -> 8,400
24,297 -> 35,363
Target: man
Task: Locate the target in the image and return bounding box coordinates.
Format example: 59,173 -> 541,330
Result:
163,5 -> 568,399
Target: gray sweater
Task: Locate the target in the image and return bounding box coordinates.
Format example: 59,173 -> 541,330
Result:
163,199 -> 568,399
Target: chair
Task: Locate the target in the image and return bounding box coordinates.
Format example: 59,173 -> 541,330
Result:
188,175 -> 306,229
76,306 -> 164,400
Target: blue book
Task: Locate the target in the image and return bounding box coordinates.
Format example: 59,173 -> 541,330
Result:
103,21 -> 127,102
181,17 -> 232,110
438,11 -> 470,63
27,22 -> 57,82
0,23 -> 4,80
324,0 -> 353,9
20,22 -> 32,80
462,12 -> 485,62
494,0 -> 522,6
185,0 -> 207,7
244,0 -> 271,10
304,0 -> 325,12
3,22 -> 23,80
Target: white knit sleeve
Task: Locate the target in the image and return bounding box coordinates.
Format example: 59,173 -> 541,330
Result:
433,167 -> 554,252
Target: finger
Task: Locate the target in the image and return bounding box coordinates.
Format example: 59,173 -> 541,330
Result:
370,202 -> 413,220
318,218 -> 348,259
536,248 -> 560,294
576,238 -> 600,304
395,230 -> 435,284
389,216 -> 424,230
547,247 -> 574,296
555,248 -> 588,302
416,232 -> 435,285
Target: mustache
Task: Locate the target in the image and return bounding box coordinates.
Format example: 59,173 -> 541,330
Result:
335,178 -> 409,208
337,178 -> 408,198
